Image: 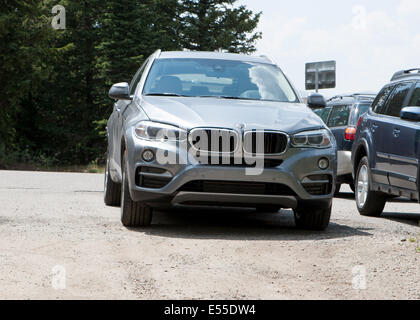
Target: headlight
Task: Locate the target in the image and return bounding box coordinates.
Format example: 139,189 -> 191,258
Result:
134,121 -> 187,141
291,129 -> 332,148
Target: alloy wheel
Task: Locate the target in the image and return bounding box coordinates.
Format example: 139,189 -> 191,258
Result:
357,164 -> 369,208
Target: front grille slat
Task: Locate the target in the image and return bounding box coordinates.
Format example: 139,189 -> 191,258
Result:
180,180 -> 296,196
243,131 -> 289,155
189,128 -> 238,153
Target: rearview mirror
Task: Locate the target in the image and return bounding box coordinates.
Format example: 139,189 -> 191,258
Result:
109,82 -> 131,100
307,93 -> 327,109
400,106 -> 420,121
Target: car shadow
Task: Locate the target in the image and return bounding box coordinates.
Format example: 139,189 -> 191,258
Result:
127,205 -> 372,241
381,212 -> 420,228
335,192 -> 419,227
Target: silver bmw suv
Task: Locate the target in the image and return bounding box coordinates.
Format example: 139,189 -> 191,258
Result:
104,50 -> 337,230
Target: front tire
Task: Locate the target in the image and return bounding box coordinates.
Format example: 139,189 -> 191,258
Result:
104,156 -> 121,207
120,154 -> 153,227
294,203 -> 331,231
355,156 -> 386,217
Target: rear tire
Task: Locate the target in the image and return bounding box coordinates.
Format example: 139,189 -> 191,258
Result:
355,156 -> 386,217
104,155 -> 121,207
294,203 -> 331,231
120,153 -> 153,227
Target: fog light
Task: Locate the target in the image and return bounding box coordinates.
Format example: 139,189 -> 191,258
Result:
142,150 -> 155,162
318,158 -> 329,170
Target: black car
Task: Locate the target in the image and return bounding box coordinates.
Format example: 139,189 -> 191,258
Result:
352,68 -> 420,216
315,93 -> 375,193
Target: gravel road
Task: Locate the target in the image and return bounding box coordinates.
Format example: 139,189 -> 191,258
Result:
0,170 -> 419,300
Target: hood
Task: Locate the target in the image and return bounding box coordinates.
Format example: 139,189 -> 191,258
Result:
140,96 -> 325,134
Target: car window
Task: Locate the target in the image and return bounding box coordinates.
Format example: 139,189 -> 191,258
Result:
314,106 -> 331,123
372,86 -> 394,114
357,103 -> 371,117
383,82 -> 413,117
129,59 -> 148,96
349,102 -> 372,125
142,58 -> 299,103
327,105 -> 351,127
407,82 -> 420,106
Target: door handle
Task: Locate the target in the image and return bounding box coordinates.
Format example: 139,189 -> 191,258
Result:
393,128 -> 400,138
371,123 -> 378,132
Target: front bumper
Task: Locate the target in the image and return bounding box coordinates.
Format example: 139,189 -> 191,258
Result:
125,133 -> 337,209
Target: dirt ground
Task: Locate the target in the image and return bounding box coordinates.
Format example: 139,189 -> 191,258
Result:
0,170 -> 419,299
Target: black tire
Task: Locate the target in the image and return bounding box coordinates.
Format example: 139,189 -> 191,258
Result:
120,153 -> 153,227
256,205 -> 282,213
355,156 -> 386,217
294,203 -> 331,231
334,184 -> 341,196
104,155 -> 121,207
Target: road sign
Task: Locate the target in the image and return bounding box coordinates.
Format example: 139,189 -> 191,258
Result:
305,60 -> 336,92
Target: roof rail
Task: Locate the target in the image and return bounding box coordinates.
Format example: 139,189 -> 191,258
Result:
352,92 -> 376,96
327,93 -> 376,102
391,68 -> 420,81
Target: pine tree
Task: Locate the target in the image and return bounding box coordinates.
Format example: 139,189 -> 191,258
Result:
179,0 -> 262,53
0,0 -> 262,166
0,1 -> 52,157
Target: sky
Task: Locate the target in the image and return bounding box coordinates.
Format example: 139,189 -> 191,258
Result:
238,0 -> 420,98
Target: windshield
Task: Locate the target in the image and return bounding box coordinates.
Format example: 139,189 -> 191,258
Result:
142,58 -> 299,102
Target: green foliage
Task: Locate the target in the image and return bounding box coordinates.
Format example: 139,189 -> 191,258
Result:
0,0 -> 262,167
179,0 -> 262,53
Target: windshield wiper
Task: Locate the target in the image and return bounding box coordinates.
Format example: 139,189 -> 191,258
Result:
198,95 -> 249,100
145,93 -> 188,97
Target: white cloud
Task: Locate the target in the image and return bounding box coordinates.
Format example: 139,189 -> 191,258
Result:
252,3 -> 420,96
398,0 -> 420,15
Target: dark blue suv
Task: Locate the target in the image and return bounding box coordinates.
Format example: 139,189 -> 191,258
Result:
352,68 -> 420,216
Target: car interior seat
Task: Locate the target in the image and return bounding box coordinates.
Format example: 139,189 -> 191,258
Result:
189,86 -> 210,96
155,76 -> 183,94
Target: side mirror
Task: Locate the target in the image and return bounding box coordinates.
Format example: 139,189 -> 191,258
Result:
400,106 -> 420,121
109,82 -> 131,100
307,93 -> 327,109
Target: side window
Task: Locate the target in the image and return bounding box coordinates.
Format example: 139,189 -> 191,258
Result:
383,82 -> 413,117
327,105 -> 351,127
349,102 -> 372,125
407,82 -> 420,107
129,59 -> 148,96
372,85 -> 394,114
